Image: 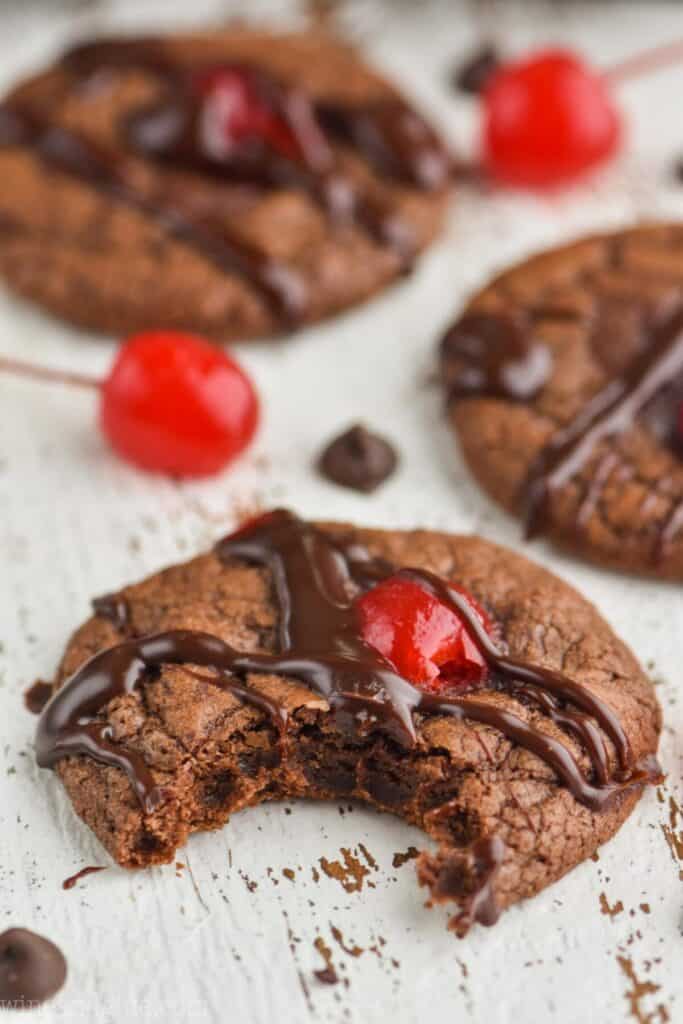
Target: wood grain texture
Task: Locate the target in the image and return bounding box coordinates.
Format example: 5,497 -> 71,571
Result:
0,2 -> 682,1023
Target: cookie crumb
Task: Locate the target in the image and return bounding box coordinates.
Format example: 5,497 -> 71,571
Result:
23,680 -> 52,715
392,846 -> 419,869
599,892 -> 624,918
62,866 -> 106,890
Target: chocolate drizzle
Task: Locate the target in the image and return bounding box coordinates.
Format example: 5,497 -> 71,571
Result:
122,66 -> 417,262
441,298 -> 683,555
92,592 -> 131,632
0,105 -> 306,322
396,567 -> 648,807
36,630 -> 289,813
524,312 -> 683,539
455,836 -> 505,933
316,99 -> 451,191
36,510 -> 658,825
441,312 -> 552,402
0,33 -> 454,296
60,37 -> 450,190
418,834 -> 506,935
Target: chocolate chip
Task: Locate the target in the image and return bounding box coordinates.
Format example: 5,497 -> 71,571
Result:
303,763 -> 356,794
674,156 -> 683,183
0,929 -> 67,1008
92,592 -> 130,631
452,44 -> 500,95
317,423 -> 398,493
363,771 -> 412,807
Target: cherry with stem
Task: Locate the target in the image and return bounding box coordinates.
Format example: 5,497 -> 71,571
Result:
478,36 -> 683,188
0,331 -> 259,478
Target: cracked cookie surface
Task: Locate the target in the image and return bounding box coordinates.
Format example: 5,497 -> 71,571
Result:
440,224 -> 683,578
42,517 -> 660,934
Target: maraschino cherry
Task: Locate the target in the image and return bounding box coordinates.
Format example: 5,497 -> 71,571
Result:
482,49 -> 621,187
193,66 -> 301,163
478,39 -> 683,188
356,574 -> 492,694
0,330 -> 259,477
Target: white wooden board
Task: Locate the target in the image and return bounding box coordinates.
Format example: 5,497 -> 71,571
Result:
0,3 -> 682,1022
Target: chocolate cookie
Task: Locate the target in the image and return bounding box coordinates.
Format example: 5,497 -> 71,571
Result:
35,510 -> 661,934
0,28 -> 452,341
440,225 -> 683,578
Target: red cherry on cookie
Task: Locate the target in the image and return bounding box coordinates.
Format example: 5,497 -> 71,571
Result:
482,49 -> 622,187
356,575 -> 491,693
194,67 -> 299,162
100,330 -> 259,477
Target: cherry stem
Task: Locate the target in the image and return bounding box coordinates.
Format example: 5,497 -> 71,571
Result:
0,356 -> 101,391
605,39 -> 683,84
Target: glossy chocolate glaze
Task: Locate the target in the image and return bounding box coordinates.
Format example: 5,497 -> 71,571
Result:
0,105 -> 306,322
420,833 -> 506,934
441,312 -> 552,402
442,303 -> 683,556
36,629 -> 289,813
92,592 -> 131,633
123,71 -> 417,262
457,836 -> 505,932
61,37 -> 451,186
35,510 -> 660,931
36,510 -> 657,820
524,313 -> 683,539
316,98 -> 451,191
57,35 -> 452,267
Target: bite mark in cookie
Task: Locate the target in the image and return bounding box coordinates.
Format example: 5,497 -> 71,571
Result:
0,30 -> 452,341
440,225 -> 683,577
35,510 -> 661,934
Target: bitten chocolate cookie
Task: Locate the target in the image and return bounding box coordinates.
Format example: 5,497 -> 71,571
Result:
35,510 -> 660,934
0,28 -> 452,341
440,225 -> 683,578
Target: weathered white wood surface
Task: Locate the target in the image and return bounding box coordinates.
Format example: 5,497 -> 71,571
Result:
0,2 -> 682,1022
